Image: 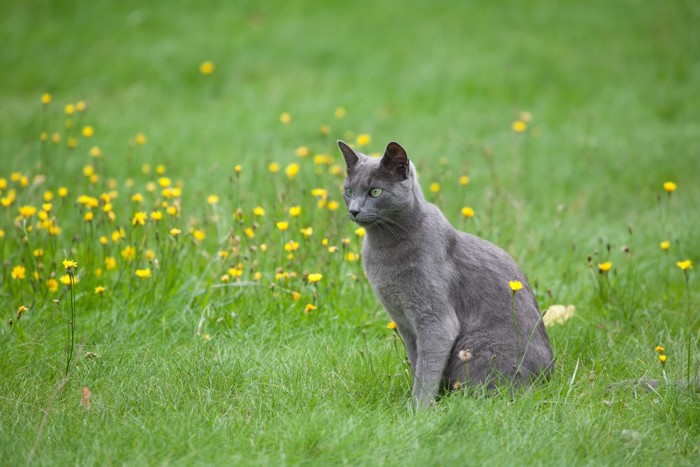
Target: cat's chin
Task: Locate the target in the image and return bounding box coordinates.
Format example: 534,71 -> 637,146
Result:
350,215 -> 377,227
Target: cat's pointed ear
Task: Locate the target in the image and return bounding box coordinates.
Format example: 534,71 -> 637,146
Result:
380,142 -> 410,180
338,140 -> 360,173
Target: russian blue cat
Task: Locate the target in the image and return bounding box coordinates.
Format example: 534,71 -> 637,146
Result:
338,140 -> 553,407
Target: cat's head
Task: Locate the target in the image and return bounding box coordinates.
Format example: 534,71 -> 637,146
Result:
337,140 -> 420,226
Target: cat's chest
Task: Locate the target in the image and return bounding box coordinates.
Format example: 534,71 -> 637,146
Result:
362,241 -> 444,315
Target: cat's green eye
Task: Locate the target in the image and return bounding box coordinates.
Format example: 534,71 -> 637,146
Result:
344,188 -> 353,197
369,188 -> 383,198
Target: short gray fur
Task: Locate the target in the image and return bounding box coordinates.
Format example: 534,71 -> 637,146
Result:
338,140 -> 553,407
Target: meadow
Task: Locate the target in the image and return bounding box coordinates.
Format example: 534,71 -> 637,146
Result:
1,0 -> 699,465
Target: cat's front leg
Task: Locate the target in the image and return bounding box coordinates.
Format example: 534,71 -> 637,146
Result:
412,314 -> 459,408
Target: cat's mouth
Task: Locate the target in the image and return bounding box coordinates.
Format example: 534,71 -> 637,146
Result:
349,212 -> 377,226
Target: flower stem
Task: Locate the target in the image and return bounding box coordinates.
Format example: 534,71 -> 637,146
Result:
65,271 -> 76,375
510,291 -> 521,366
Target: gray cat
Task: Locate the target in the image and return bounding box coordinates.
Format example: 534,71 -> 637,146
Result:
338,140 -> 553,407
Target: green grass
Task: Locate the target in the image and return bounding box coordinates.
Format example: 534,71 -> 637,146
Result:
1,0 -> 699,465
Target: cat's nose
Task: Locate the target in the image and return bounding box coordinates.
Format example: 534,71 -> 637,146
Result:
349,209 -> 360,218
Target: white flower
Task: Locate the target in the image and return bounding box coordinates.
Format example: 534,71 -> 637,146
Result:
543,304 -> 575,327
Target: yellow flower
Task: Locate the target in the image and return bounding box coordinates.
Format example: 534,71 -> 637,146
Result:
512,120 -> 527,133
655,345 -> 664,354
11,265 -> 26,280
289,206 -> 301,217
199,60 -> 215,75
105,257 -> 117,270
304,303 -> 317,314
461,207 -> 475,218
268,162 -> 280,173
47,278 -> 59,293
356,134 -> 371,147
132,211 -> 147,226
192,229 -> 206,242
663,181 -> 677,193
311,188 -> 328,199
82,126 -> 94,138
18,205 -> 37,218
307,273 -> 322,283
63,259 -> 78,270
285,163 -> 300,179
59,274 -> 77,286
135,268 -> 151,280
659,354 -> 667,365
660,240 -> 670,251
227,268 -> 243,278
285,240 -> 300,252
459,175 -> 470,186
121,245 -> 136,261
94,286 -> 106,295
207,194 -> 220,205
280,112 -> 291,124
111,228 -> 126,242
430,183 -> 441,193
509,280 -> 523,292
676,259 -> 692,271
41,93 -> 52,105
387,321 -> 397,330
276,221 -> 289,232
598,261 -> 612,273
295,146 -> 310,157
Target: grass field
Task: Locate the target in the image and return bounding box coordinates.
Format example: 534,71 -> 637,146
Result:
2,0 -> 699,465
